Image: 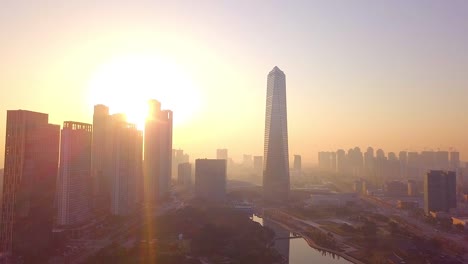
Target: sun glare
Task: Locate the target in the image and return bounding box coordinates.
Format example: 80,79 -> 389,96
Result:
87,54 -> 200,129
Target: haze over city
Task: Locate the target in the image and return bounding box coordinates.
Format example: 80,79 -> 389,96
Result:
3,1 -> 468,264
1,0 -> 468,165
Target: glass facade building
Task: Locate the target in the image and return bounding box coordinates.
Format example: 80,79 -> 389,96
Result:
263,66 -> 290,203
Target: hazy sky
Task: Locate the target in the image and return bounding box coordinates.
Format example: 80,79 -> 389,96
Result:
1,0 -> 468,165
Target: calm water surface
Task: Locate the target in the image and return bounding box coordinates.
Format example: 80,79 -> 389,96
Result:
252,215 -> 351,264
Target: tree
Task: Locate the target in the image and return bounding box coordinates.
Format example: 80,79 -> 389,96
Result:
388,221 -> 399,235
455,223 -> 464,232
361,221 -> 377,237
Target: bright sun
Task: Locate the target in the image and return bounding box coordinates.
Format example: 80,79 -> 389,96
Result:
87,54 -> 200,129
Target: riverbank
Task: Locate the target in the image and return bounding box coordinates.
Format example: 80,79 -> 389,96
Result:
259,215 -> 365,264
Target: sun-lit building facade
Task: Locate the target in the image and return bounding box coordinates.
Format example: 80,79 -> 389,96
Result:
56,122 -> 93,226
144,100 -> 173,203
108,114 -> 143,216
263,66 -> 290,203
91,106 -> 143,217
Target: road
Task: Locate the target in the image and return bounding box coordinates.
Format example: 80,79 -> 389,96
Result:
361,195 -> 468,260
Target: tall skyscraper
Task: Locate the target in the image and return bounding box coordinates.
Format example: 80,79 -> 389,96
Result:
56,122 -> 92,227
91,104 -> 110,214
0,110 -> 60,261
398,151 -> 408,178
108,115 -> 143,216
375,149 -> 387,182
424,170 -> 457,214
263,66 -> 290,203
330,152 -> 337,172
336,149 -> 346,173
407,152 -> 420,179
144,100 -> 173,203
195,159 -> 226,202
364,147 -> 375,177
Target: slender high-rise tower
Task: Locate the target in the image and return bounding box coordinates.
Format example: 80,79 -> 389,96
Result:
263,66 -> 290,203
0,110 -> 60,262
57,122 -> 92,227
91,104 -> 110,214
108,115 -> 142,216
144,100 -> 173,203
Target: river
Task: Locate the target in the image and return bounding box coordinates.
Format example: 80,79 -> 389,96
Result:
252,215 -> 352,264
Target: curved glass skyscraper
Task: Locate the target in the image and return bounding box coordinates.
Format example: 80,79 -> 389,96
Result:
263,66 -> 290,203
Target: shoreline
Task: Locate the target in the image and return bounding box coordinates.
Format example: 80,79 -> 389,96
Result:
260,216 -> 365,264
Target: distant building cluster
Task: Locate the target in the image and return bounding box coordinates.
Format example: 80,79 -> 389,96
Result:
318,147 -> 461,181
319,147 -> 468,218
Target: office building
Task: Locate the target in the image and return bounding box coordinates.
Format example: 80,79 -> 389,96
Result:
195,159 -> 226,202
144,100 -> 173,202
435,151 -> 449,170
109,115 -> 143,215
293,155 -> 302,176
91,104 -> 110,213
424,170 -> 457,214
348,147 -> 364,177
336,149 -> 346,173
253,156 -> 263,175
216,149 -> 228,160
374,149 -> 385,181
56,122 -> 92,226
399,151 -> 408,178
177,162 -> 192,187
172,149 -> 189,178
0,110 -> 60,260
318,152 -> 332,170
407,152 -> 420,179
364,147 -> 375,177
450,152 -> 460,170
263,66 -> 290,203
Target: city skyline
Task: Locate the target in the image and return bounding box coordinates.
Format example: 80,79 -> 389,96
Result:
1,1 -> 468,165
2,2 -> 468,263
